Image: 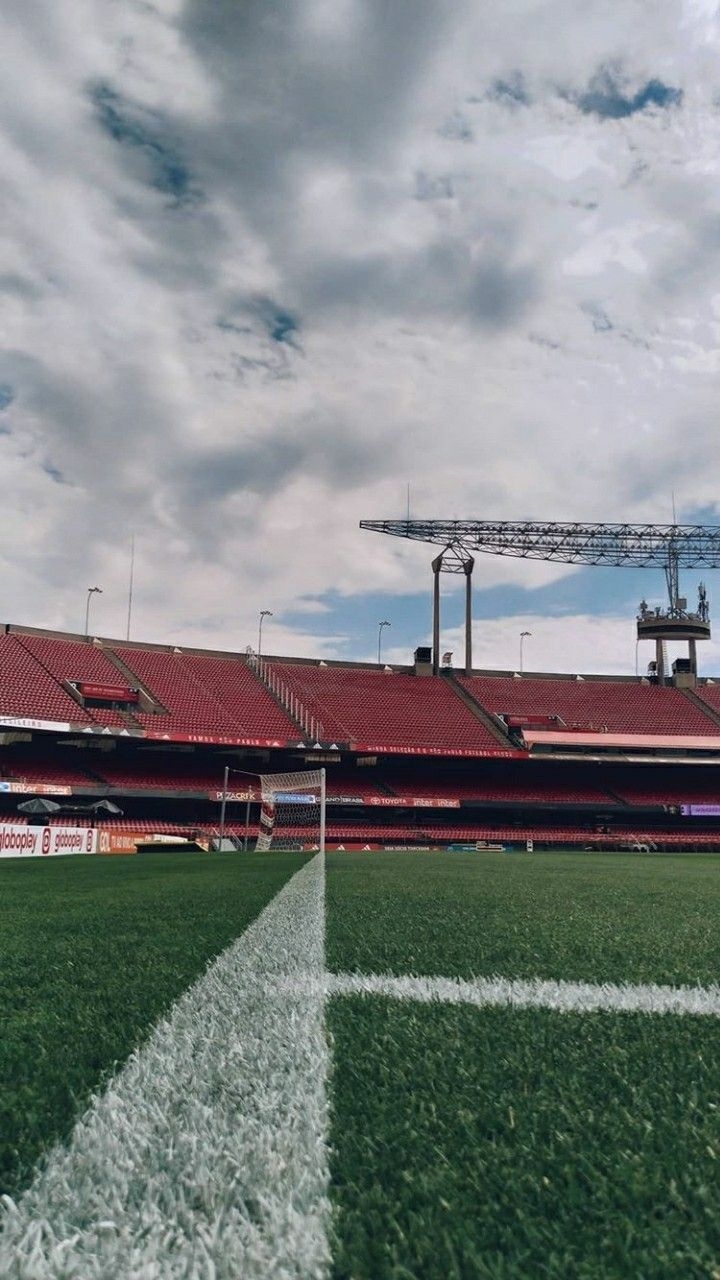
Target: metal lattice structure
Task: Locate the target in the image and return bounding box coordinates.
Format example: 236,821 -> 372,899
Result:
359,520 -> 720,569
360,519 -> 719,679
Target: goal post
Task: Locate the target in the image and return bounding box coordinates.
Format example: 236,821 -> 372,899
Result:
254,767 -> 326,853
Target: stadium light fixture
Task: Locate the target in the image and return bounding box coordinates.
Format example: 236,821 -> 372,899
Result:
85,586 -> 102,636
519,630 -> 532,673
258,609 -> 273,659
378,619 -> 391,665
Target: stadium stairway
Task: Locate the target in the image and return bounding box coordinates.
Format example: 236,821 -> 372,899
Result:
247,660 -> 308,741
602,783 -> 632,808
443,673 -> 518,749
97,646 -> 166,723
681,686 -> 720,731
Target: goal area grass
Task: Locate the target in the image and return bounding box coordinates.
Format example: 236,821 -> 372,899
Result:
3,847 -> 720,1276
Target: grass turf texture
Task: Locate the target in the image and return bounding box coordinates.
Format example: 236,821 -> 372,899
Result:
0,850 -> 308,1200
326,851 -> 720,987
329,996 -> 720,1279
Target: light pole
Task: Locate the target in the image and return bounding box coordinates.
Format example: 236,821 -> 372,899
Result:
258,609 -> 273,659
378,619 -> 391,665
85,586 -> 102,636
519,630 -> 531,673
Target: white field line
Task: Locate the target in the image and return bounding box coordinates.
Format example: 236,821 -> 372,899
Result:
0,854 -> 330,1280
327,971 -> 720,1017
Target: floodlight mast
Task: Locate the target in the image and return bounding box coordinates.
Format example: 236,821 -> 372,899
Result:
360,519 -> 720,681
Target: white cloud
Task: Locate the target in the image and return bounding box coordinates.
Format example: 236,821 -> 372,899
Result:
2,0 -> 720,669
382,612 -> 720,679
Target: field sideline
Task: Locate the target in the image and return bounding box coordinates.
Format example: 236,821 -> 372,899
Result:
2,849 -> 720,1276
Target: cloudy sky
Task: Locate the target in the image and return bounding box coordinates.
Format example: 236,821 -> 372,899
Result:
3,0 -> 720,674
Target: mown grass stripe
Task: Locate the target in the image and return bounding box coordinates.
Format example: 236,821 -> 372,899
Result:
328,970 -> 720,1016
0,854 -> 330,1279
328,998 -> 720,1278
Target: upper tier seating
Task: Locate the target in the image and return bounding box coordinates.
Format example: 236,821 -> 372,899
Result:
18,633 -> 132,689
17,633 -> 135,729
460,674 -> 719,737
110,648 -> 298,739
0,634 -> 92,724
177,654 -> 297,739
692,685 -> 720,723
273,663 -> 503,753
111,647 -> 241,734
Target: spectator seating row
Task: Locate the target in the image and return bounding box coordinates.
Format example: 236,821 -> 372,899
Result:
273,662 -> 502,752
1,813 -> 719,850
5,747 -> 720,812
384,774 -> 614,804
0,631 -> 299,739
0,760 -> 98,785
5,626 -> 720,750
609,779 -> 720,805
174,653 -> 296,740
460,674 -> 719,737
16,634 -> 134,730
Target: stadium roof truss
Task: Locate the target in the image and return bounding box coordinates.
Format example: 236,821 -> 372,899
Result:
360,520 -> 720,679
359,520 -> 720,569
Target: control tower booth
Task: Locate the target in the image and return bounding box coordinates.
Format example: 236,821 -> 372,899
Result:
637,583 -> 710,685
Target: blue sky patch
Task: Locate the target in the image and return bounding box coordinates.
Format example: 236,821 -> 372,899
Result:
488,73 -> 530,107
576,72 -> 683,119
253,297 -> 300,346
41,461 -> 69,485
90,82 -> 197,203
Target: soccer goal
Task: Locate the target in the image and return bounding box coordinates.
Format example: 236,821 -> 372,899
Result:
254,768 -> 326,853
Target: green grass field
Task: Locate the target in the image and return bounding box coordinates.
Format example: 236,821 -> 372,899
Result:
326,850 -> 720,985
329,999 -> 720,1279
325,851 -> 720,1277
4,847 -> 720,1276
0,851 -> 308,1199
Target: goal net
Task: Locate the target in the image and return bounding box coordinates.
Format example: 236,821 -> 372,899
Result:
254,768 -> 326,853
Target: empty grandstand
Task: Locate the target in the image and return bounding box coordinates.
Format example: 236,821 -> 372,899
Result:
3,619 -> 720,853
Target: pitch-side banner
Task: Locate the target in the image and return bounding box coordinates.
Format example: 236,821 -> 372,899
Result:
350,743 -> 526,758
0,717 -> 72,733
0,824 -> 97,858
0,781 -> 73,796
364,795 -> 461,808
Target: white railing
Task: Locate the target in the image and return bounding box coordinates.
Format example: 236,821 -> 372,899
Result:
247,652 -> 325,743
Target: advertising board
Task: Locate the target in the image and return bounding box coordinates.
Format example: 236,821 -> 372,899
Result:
0,825 -> 97,857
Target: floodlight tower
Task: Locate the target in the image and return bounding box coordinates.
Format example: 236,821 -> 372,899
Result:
635,534 -> 711,683
360,519 -> 720,684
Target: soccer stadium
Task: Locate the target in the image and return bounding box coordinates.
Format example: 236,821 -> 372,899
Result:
4,519 -> 720,1275
4,520 -> 720,859
6,0 -> 720,1274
